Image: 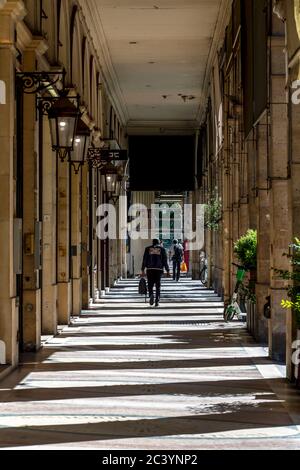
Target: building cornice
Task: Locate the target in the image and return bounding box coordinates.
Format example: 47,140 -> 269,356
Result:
77,0 -> 129,127
196,0 -> 233,124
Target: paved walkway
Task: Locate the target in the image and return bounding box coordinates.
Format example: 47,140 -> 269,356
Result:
0,279 -> 300,449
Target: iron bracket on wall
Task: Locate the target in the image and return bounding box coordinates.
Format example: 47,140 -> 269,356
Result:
16,70 -> 66,95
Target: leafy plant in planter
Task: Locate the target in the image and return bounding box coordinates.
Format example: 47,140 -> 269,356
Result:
234,229 -> 257,270
274,238 -> 300,328
233,229 -> 257,303
204,192 -> 222,231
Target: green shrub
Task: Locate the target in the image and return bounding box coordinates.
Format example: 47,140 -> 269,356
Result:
234,229 -> 257,270
274,238 -> 300,327
204,192 -> 222,231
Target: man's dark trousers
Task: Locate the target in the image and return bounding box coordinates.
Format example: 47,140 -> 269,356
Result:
173,260 -> 181,281
147,269 -> 162,302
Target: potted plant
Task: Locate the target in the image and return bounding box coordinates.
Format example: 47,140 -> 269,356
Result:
274,238 -> 300,386
233,230 -> 257,327
234,229 -> 257,280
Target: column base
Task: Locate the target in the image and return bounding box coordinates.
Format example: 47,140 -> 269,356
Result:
42,284 -> 58,335
57,282 -> 72,325
255,283 -> 269,343
269,289 -> 287,363
0,297 -> 19,365
22,289 -> 42,352
72,278 -> 82,316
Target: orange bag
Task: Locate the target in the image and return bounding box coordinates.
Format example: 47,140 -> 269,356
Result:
180,261 -> 187,273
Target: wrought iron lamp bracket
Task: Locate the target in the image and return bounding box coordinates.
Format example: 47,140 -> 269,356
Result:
16,71 -> 66,95
36,94 -> 80,116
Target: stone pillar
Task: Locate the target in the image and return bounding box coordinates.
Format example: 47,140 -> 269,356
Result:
81,163 -> 89,308
57,159 -> 71,324
247,131 -> 258,229
22,39 -> 47,351
71,168 -> 82,316
255,120 -> 270,344
120,193 -> 128,278
108,197 -> 119,287
42,118 -> 57,335
269,35 -> 292,363
0,0 -> 25,364
289,67 -> 300,378
222,94 -> 232,304
91,167 -> 97,298
115,200 -> 121,280
96,171 -> 102,296
191,189 -> 201,281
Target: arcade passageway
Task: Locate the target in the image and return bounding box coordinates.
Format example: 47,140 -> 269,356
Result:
1,0 -> 300,451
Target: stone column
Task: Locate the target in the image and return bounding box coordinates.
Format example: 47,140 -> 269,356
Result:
255,119 -> 270,344
81,163 -> 89,308
115,200 -> 121,280
269,34 -> 292,363
120,193 -> 128,278
91,168 -> 97,298
0,0 -> 25,364
71,168 -> 82,316
108,198 -> 119,287
42,117 -> 57,335
191,189 -> 201,281
96,171 -> 102,296
57,159 -> 71,324
289,66 -> 300,379
22,39 -> 47,351
222,93 -> 232,304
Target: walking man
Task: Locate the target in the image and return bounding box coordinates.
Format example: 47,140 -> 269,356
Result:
170,239 -> 184,282
141,239 -> 170,307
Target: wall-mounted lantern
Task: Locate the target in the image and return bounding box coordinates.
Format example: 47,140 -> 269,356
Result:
48,96 -> 80,163
69,119 -> 91,174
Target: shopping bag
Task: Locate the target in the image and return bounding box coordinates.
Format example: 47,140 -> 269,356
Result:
138,277 -> 148,302
180,261 -> 187,273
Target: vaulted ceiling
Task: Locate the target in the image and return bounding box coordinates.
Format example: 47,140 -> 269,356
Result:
79,0 -> 228,132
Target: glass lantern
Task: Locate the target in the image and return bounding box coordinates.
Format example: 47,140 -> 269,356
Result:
48,96 -> 80,162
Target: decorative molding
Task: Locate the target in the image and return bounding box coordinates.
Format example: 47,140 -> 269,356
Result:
16,21 -> 49,70
16,20 -> 33,50
0,0 -> 26,20
77,0 -> 129,127
196,0 -> 233,124
26,38 -> 48,57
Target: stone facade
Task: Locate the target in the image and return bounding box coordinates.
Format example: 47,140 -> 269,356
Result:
0,0 -> 128,365
194,0 -> 300,382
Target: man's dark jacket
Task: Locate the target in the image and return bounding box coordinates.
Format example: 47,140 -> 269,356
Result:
142,244 -> 169,272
